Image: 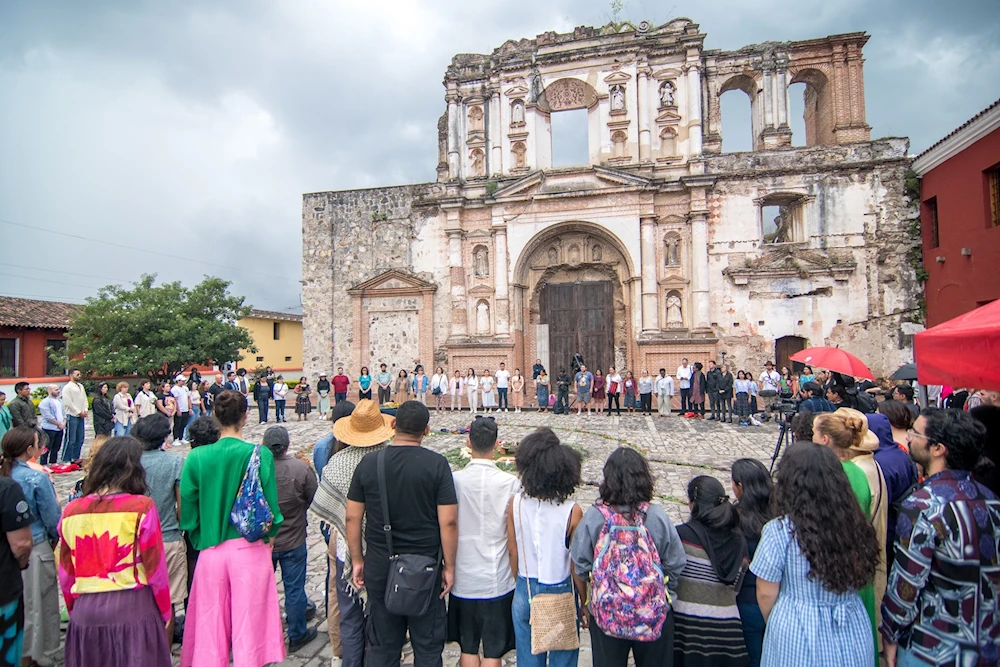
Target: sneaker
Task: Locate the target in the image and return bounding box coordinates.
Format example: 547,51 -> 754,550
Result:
288,626 -> 318,653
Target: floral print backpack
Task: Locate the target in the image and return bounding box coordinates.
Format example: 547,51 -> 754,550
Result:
229,445 -> 273,542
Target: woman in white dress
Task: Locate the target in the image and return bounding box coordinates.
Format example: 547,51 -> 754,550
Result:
465,368 -> 480,413
480,369 -> 496,412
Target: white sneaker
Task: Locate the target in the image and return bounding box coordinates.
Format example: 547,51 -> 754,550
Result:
504,408 -> 509,413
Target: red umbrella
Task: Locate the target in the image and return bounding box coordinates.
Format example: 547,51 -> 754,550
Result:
789,347 -> 875,381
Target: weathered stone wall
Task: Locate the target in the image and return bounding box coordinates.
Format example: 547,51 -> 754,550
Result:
301,185 -> 437,379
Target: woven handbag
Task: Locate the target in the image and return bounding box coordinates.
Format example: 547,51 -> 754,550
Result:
516,494 -> 580,655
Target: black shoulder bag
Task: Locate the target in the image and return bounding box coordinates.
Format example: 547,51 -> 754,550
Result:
377,448 -> 442,616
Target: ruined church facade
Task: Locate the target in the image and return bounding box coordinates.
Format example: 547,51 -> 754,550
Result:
303,19 -> 920,381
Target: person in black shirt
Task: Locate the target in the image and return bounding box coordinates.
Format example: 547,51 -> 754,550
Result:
346,401 -> 458,667
555,369 -> 572,415
206,375 -> 226,418
706,360 -> 722,420
253,376 -> 272,424
0,475 -> 34,666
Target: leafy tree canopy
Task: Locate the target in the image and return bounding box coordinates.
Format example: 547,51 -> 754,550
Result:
61,274 -> 257,383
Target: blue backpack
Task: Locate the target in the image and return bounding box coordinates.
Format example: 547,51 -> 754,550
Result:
229,445 -> 274,542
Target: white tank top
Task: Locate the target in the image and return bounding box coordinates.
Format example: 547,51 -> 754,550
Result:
513,493 -> 575,584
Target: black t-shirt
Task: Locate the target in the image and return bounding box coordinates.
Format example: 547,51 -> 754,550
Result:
347,445 -> 457,588
208,383 -> 226,399
0,476 -> 34,605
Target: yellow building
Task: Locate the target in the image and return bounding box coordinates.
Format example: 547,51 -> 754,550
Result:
237,310 -> 303,374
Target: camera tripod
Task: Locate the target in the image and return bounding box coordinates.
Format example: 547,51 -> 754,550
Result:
769,410 -> 794,472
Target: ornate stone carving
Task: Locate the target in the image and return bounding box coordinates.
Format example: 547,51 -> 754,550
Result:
511,141 -> 527,169
610,84 -> 626,112
666,293 -> 684,328
469,148 -> 485,177
468,105 -> 484,132
548,246 -> 558,265
544,78 -> 590,111
658,80 -> 676,108
476,300 -> 491,334
511,99 -> 525,127
568,244 -> 581,264
474,246 -> 490,276
592,244 -> 602,262
664,234 -> 681,266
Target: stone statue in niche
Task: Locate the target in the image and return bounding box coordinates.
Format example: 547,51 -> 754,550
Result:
612,131 -> 627,158
470,149 -> 485,177
610,85 -> 626,112
666,295 -> 683,328
512,141 -> 527,169
476,301 -> 490,334
511,99 -> 525,126
592,244 -> 602,262
548,247 -> 558,265
468,106 -> 484,132
474,247 -> 489,276
665,238 -> 680,266
659,80 -> 675,107
568,244 -> 580,264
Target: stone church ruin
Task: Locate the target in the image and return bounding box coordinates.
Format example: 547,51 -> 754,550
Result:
302,19 -> 919,380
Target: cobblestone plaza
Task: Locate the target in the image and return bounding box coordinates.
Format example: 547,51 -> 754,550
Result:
44,410 -> 780,666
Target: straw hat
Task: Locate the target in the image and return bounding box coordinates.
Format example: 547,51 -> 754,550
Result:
333,399 -> 394,448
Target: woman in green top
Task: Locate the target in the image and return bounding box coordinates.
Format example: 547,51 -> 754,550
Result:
179,390 -> 286,667
0,392 -> 11,441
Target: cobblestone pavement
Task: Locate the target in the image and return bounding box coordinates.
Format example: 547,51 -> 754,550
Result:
42,408 -> 781,666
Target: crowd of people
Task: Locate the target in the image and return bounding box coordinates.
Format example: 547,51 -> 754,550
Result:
0,360 -> 998,667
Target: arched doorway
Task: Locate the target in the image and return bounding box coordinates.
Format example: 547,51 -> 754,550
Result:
775,335 -> 807,373
513,222 -> 636,374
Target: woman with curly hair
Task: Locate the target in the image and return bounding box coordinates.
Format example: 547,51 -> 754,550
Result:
813,408 -> 888,650
731,459 -> 773,667
506,427 -> 584,667
673,475 -> 749,667
751,443 -> 878,666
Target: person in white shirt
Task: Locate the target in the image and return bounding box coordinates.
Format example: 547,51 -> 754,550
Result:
465,369 -> 479,413
38,384 -> 66,464
450,371 -> 465,411
759,361 -> 783,419
112,381 -> 136,436
170,375 -> 192,444
272,376 -> 289,422
605,367 -> 623,416
495,363 -> 511,413
134,380 -> 158,418
61,368 -> 89,462
450,417 -> 520,665
480,370 -> 496,413
431,367 -> 449,412
656,368 -> 675,417
676,359 -> 693,413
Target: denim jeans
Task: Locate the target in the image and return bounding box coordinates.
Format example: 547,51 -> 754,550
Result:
257,398 -> 269,423
64,415 -> 85,462
738,602 -> 765,667
335,558 -> 364,667
897,647 -> 927,667
183,406 -> 199,440
271,542 -> 309,642
497,387 -> 508,410
274,400 -> 286,421
512,576 -> 578,667
555,389 -> 569,414
41,430 -> 63,465
113,421 -> 132,437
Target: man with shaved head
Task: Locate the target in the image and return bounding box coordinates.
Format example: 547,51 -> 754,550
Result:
38,384 -> 65,465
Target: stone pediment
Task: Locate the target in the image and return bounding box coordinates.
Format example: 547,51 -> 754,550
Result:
348,269 -> 437,295
492,166 -> 655,200
723,248 -> 856,285
656,109 -> 683,124
603,71 -> 632,84
504,85 -> 530,98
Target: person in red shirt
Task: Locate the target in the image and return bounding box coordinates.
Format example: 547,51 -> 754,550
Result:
332,367 -> 351,405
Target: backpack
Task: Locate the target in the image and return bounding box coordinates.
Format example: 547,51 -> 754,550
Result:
851,388 -> 878,414
229,445 -> 274,542
589,502 -> 669,642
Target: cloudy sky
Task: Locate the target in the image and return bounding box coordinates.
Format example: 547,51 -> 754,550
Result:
1,0 -> 997,312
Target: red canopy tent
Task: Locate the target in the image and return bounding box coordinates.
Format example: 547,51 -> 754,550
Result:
914,300 -> 1000,390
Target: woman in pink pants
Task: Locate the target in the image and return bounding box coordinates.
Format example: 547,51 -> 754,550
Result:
179,390 -> 286,667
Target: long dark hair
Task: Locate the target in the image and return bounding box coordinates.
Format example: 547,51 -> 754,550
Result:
772,443 -> 878,593
687,475 -> 739,530
731,458 -> 773,540
81,436 -> 148,497
599,447 -> 654,511
0,426 -> 38,477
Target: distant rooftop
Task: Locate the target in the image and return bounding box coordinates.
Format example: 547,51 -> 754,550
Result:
247,309 -> 303,322
0,296 -> 81,329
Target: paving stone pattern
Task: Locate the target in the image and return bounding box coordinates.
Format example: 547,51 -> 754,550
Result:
43,409 -> 781,666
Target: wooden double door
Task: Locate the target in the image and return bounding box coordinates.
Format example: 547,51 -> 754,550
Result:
540,281 -> 614,374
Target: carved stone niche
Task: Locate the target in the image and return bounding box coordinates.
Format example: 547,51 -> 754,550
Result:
510,99 -> 526,128
537,78 -> 598,112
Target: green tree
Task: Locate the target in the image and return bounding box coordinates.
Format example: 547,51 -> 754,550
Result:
59,274 -> 257,384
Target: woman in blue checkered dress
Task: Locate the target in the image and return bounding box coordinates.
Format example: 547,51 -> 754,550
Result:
750,443 -> 879,667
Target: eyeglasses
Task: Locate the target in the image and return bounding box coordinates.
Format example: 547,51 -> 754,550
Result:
907,429 -> 931,442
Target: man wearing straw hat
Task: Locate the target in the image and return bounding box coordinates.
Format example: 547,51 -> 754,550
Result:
345,401 -> 459,667
310,399 -> 393,667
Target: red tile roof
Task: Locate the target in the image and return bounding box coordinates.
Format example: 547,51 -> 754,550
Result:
0,296 -> 81,329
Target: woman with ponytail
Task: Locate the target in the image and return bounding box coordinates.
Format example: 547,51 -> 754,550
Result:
673,475 -> 749,667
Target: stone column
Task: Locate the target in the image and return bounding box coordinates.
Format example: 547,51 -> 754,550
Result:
493,224 -> 510,336
687,65 -> 702,155
690,213 -> 710,329
446,92 -> 460,179
447,228 -> 467,337
640,217 -> 658,331
638,65 -> 651,162
490,91 -> 503,175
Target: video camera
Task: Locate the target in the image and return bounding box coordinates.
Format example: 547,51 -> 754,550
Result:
768,396 -> 800,419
